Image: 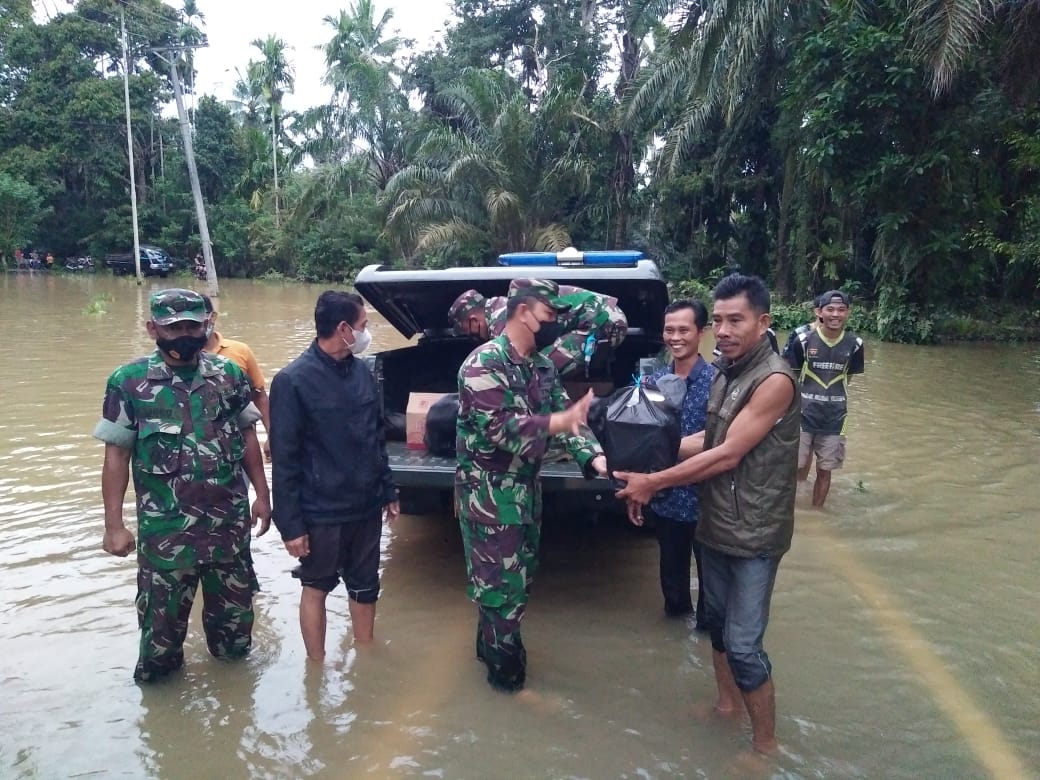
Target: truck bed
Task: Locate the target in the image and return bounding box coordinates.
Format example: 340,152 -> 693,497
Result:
386,441 -> 613,493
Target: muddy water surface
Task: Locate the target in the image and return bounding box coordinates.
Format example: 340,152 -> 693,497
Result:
0,272 -> 1037,779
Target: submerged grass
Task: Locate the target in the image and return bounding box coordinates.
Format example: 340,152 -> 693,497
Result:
84,293 -> 113,316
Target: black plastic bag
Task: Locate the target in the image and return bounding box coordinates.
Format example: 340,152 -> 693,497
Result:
424,393 -> 460,457
592,383 -> 680,476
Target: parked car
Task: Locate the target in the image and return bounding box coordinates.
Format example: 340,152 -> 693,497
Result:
104,245 -> 173,277
354,249 -> 669,517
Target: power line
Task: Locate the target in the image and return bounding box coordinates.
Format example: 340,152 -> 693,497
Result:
121,0 -> 183,27
80,12 -> 152,44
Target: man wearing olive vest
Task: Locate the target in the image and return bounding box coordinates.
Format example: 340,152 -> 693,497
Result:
615,274 -> 800,755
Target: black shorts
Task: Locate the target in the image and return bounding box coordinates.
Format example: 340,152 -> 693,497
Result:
292,512 -> 382,602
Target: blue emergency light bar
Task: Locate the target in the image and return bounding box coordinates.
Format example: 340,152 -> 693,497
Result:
498,248 -> 644,267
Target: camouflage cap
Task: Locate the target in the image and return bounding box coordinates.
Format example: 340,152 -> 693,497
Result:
150,288 -> 207,325
507,278 -> 571,312
448,289 -> 487,328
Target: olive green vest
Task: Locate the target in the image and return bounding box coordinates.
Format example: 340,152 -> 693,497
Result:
696,336 -> 800,557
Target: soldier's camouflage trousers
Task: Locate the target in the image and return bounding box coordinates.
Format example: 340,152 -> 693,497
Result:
134,553 -> 259,682
458,503 -> 541,692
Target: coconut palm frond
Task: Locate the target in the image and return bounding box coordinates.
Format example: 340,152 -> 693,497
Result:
528,224 -> 573,252
907,0 -> 993,95
443,153 -> 497,189
485,188 -> 521,225
290,161 -> 371,227
724,0 -> 785,106
687,0 -> 740,99
382,164 -> 451,200
625,43 -> 699,124
416,219 -> 484,252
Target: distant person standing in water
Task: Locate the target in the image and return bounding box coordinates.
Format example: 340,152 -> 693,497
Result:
785,290 -> 864,508
201,295 -> 272,461
94,288 -> 271,682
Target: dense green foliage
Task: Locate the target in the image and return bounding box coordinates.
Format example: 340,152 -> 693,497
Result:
2,0 -> 1038,341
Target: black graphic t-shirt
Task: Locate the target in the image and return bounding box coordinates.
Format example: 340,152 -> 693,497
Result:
786,329 -> 864,434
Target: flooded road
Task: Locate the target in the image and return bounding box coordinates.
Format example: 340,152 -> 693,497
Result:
1,272 -> 1037,779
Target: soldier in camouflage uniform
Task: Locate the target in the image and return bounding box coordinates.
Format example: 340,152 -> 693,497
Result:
94,289 -> 272,682
456,279 -> 607,692
449,280 -> 628,377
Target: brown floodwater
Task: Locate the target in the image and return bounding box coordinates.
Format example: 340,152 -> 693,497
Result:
0,272 -> 1037,779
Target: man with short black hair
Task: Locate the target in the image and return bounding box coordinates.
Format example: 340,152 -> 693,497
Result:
640,299 -> 715,625
616,274 -> 799,754
785,290 -> 865,508
270,290 -> 399,660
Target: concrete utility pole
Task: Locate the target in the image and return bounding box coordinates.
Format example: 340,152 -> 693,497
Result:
120,7 -> 143,283
166,52 -> 218,296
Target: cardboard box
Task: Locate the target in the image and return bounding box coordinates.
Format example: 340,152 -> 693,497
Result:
406,392 -> 450,450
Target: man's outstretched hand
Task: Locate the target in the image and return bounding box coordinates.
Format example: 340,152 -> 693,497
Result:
614,470 -> 660,526
550,389 -> 594,437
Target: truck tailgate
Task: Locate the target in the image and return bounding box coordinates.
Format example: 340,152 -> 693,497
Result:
386,441 -> 613,493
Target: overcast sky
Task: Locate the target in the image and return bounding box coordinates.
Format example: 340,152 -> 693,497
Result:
33,0 -> 455,111
190,0 -> 454,111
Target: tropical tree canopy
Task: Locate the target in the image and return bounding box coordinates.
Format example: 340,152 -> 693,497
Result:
1,0 -> 1038,341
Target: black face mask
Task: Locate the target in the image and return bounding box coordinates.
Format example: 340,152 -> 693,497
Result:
157,334 -> 207,362
534,320 -> 564,349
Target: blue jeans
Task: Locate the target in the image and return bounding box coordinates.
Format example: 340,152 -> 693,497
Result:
700,546 -> 781,692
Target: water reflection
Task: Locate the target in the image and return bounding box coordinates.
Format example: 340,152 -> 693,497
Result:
0,274 -> 1038,779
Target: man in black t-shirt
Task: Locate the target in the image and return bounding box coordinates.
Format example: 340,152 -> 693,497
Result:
785,290 -> 864,508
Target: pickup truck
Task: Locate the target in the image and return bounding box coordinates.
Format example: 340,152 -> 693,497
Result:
104,245 -> 173,277
354,249 -> 670,517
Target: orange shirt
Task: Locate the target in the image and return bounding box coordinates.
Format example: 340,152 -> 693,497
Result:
211,332 -> 265,392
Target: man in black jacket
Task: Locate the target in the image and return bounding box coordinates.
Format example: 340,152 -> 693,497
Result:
270,291 -> 399,660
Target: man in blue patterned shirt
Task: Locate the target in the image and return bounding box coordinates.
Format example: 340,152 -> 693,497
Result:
644,300 -> 716,626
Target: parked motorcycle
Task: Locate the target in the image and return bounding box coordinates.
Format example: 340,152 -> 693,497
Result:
65,256 -> 95,272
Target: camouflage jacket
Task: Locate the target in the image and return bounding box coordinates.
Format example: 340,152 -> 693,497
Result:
93,350 -> 261,570
455,335 -> 602,523
486,286 -> 628,376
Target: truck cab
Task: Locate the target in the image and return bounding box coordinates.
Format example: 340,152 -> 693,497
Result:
105,245 -> 172,277
354,250 -> 670,516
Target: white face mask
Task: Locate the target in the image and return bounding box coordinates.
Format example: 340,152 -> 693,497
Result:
343,326 -> 372,355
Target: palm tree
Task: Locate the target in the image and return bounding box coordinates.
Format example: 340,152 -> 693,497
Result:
178,0 -> 206,122
907,0 -> 1040,96
597,0 -> 678,248
249,35 -> 295,225
626,0 -> 808,176
227,64 -> 266,129
313,0 -> 411,187
382,69 -> 594,260
623,1 -> 823,295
